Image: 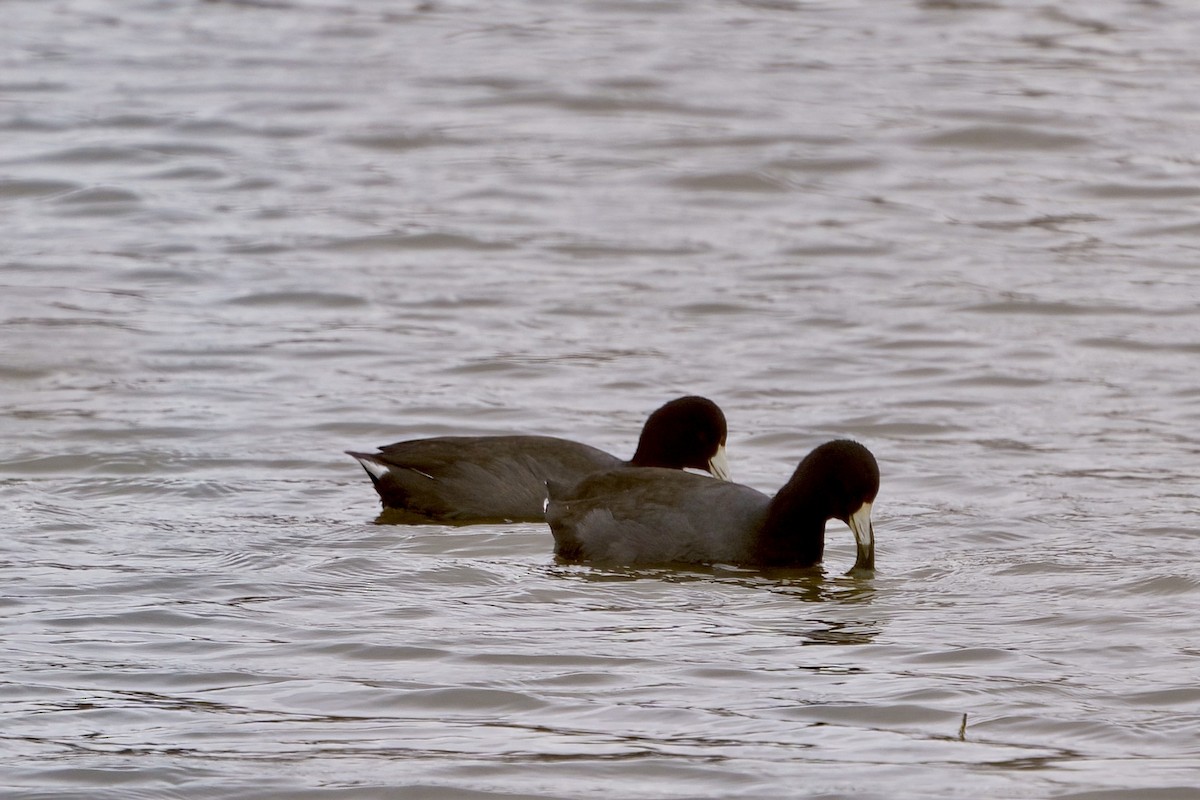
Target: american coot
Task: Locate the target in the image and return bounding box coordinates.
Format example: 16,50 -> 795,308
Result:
546,439 -> 878,571
347,396 -> 729,524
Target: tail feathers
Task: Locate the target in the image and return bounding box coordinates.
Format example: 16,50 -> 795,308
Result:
544,478 -> 570,500
345,451 -> 392,485
542,478 -> 567,515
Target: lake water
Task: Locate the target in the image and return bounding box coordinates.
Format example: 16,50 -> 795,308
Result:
3,1 -> 1199,797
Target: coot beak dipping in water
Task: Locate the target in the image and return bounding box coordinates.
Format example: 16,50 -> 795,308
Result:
847,501 -> 875,572
707,443 -> 731,482
346,396 -> 730,525
547,439 -> 879,572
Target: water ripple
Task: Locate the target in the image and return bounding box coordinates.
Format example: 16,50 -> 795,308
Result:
4,0 -> 1200,798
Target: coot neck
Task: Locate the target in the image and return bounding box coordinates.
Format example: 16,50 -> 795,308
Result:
755,479 -> 834,568
630,438 -> 689,470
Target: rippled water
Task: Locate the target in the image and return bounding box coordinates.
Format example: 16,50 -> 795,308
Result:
4,1 -> 1200,797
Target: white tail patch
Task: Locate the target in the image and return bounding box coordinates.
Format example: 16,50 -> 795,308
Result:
354,456 -> 392,482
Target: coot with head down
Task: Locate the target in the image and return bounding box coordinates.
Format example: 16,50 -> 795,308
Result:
348,396 -> 730,524
546,439 -> 878,571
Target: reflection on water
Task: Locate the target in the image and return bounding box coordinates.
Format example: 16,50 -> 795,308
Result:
3,0 -> 1200,798
546,562 -> 883,644
553,562 -> 878,600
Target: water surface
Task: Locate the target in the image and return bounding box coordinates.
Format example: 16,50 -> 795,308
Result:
3,1 -> 1199,798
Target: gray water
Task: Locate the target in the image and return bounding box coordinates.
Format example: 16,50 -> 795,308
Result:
3,1 -> 1200,797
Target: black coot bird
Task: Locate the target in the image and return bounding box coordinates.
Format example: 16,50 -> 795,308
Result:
546,439 -> 878,570
347,396 -> 729,524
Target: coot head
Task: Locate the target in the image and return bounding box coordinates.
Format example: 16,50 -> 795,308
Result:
630,395 -> 729,479
761,439 -> 879,570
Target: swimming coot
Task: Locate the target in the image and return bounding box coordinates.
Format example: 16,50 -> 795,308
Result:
347,396 -> 729,524
546,439 -> 878,570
